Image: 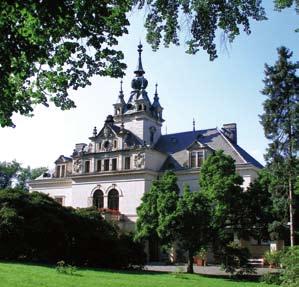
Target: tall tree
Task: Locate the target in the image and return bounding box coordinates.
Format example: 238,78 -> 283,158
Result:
199,150 -> 245,247
0,1 -> 266,127
175,185 -> 211,274
135,180 -> 160,241
156,171 -> 180,244
260,46 -> 299,246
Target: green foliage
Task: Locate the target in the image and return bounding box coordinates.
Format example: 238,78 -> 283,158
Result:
0,0 -> 130,127
135,171 -> 179,244
260,272 -> 283,285
0,188 -> 145,269
199,150 -> 245,245
280,246 -> 299,287
134,0 -> 266,61
0,160 -> 20,189
245,169 -> 290,241
264,250 -> 283,266
0,1 -> 272,126
135,180 -> 160,241
175,185 -> 211,273
260,46 -> 299,164
56,261 -> 77,276
156,171 -> 180,242
0,160 -> 47,191
219,242 -> 255,276
260,46 -> 299,245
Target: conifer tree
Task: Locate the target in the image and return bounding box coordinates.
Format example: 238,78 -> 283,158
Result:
260,46 -> 299,246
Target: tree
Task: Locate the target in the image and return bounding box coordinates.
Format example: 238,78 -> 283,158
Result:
0,188 -> 146,268
245,168 -> 289,242
135,180 -> 160,241
199,150 -> 255,275
0,160 -> 47,190
260,46 -> 299,246
175,185 -> 211,274
0,1 -> 267,127
0,161 -> 20,189
156,170 -> 180,244
199,150 -> 245,246
16,166 -> 48,191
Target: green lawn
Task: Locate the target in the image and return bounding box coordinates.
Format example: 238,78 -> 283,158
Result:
0,262 -> 277,287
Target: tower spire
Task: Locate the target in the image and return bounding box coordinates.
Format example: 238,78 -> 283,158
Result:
154,83 -> 158,98
193,118 -> 195,132
134,42 -> 145,76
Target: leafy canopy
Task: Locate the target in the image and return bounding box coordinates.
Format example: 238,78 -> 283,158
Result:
0,160 -> 47,190
0,0 -> 268,127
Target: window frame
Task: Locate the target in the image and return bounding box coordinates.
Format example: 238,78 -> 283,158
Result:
124,156 -> 131,170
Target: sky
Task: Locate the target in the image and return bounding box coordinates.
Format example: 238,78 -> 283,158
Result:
0,3 -> 298,169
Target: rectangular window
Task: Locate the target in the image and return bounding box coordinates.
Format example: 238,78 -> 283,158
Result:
56,165 -> 61,178
61,165 -> 66,177
112,158 -> 117,170
54,197 -> 64,206
113,140 -> 117,149
125,157 -> 131,170
197,151 -> 204,167
104,159 -> 109,171
190,152 -> 196,168
85,161 -> 90,173
97,160 -> 101,172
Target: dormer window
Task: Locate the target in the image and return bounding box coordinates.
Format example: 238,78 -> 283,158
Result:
190,150 -> 204,168
56,164 -> 66,178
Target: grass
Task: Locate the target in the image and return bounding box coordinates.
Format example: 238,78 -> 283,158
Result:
0,262 -> 278,287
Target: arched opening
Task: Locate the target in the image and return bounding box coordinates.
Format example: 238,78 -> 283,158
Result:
93,189 -> 104,209
108,189 -> 119,210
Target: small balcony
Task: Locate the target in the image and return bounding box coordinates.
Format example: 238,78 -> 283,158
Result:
99,208 -> 121,221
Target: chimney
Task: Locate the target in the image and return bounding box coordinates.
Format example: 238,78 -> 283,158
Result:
222,123 -> 237,144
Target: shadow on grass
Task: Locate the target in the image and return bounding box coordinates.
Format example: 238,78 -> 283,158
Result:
0,260 -> 265,283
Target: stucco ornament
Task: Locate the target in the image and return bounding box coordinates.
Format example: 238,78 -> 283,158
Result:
134,152 -> 145,168
103,127 -> 110,138
73,158 -> 82,173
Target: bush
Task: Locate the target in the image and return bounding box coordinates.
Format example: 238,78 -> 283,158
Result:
219,242 -> 256,276
261,272 -> 282,285
280,246 -> 299,287
264,250 -> 283,267
56,260 -> 77,275
0,188 -> 146,269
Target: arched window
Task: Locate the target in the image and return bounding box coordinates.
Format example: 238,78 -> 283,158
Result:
108,189 -> 119,210
93,190 -> 104,209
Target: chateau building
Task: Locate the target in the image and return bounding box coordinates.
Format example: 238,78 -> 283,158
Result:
29,44 -> 264,259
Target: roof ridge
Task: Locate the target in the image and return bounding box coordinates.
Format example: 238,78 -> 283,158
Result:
162,128 -> 217,137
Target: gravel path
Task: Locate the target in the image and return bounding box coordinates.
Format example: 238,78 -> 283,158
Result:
145,264 -> 279,276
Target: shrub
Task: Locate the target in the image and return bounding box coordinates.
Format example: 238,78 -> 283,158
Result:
280,246 -> 299,287
264,250 -> 283,267
219,242 -> 256,276
261,272 -> 282,285
56,261 -> 77,275
0,188 -> 146,270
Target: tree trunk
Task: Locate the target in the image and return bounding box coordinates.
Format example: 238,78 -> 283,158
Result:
289,175 -> 294,247
187,250 -> 194,274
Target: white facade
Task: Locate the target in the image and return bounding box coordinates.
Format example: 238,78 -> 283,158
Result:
29,44 -> 262,234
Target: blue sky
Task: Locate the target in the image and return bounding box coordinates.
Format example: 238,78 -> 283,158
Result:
0,3 -> 298,168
